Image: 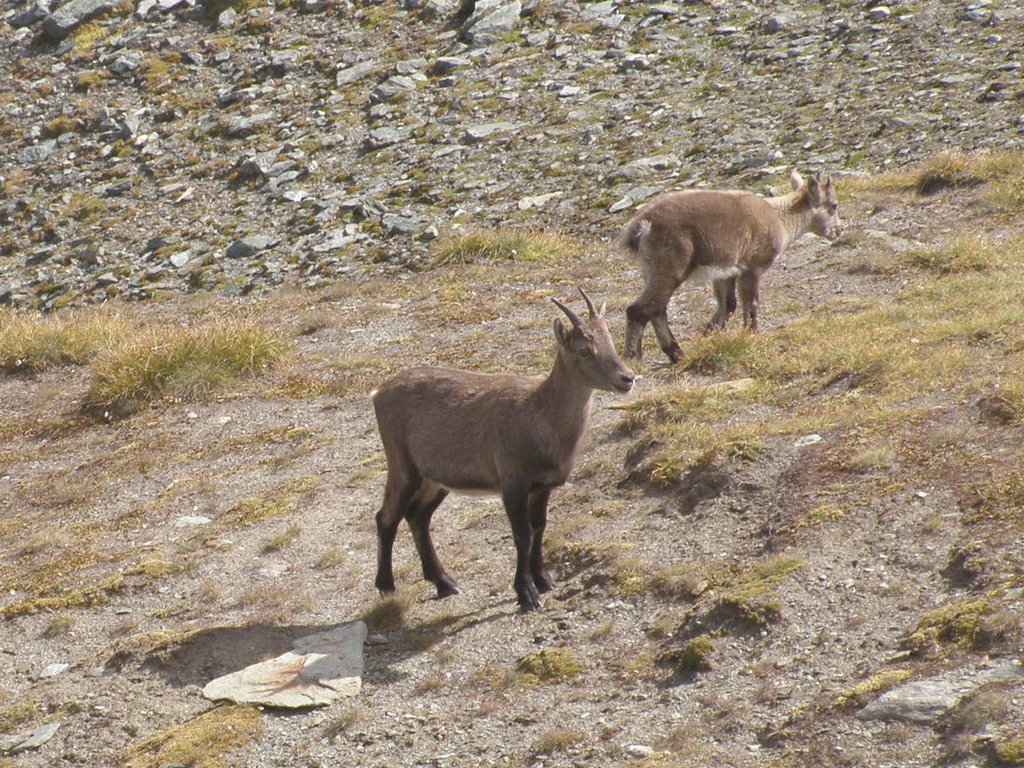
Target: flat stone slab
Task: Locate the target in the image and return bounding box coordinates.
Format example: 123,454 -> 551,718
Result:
1,721 -> 61,755
858,659 -> 1024,723
202,622 -> 366,708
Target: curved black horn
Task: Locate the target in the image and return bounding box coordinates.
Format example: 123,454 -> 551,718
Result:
551,296 -> 582,327
577,287 -> 599,317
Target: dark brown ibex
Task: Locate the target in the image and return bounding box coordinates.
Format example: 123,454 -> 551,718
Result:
371,289 -> 634,611
619,170 -> 843,363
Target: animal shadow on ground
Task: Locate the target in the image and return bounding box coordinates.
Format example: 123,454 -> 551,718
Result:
128,599 -> 512,693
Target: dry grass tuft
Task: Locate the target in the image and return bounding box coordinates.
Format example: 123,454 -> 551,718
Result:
430,228 -> 584,266
0,309 -> 127,373
121,705 -> 261,768
517,647 -> 582,683
82,319 -> 288,417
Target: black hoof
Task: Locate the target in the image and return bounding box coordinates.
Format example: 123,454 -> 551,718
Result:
435,578 -> 460,599
516,584 -> 542,612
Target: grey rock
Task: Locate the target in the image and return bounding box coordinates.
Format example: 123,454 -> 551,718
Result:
764,14 -> 794,33
224,113 -> 274,138
463,121 -> 519,143
9,2 -> 50,28
517,191 -> 563,210
626,745 -> 654,759
337,196 -> 384,219
365,126 -> 413,150
25,246 -> 56,266
371,75 -> 416,103
203,622 -> 366,708
608,184 -> 660,213
1,721 -> 61,754
266,160 -> 298,178
104,180 -> 132,197
858,660 -> 1024,723
93,273 -> 119,288
225,234 -> 280,259
462,0 -> 522,46
18,141 -> 57,165
421,0 -> 463,15
430,56 -> 472,75
335,60 -> 376,87
618,53 -> 652,72
0,285 -> 14,305
173,514 -> 212,525
382,213 -> 424,235
606,154 -> 680,181
580,0 -> 615,20
867,6 -> 891,21
237,150 -> 281,181
217,7 -> 237,26
169,251 -> 191,268
313,224 -> 367,252
395,57 -> 427,75
41,0 -> 116,39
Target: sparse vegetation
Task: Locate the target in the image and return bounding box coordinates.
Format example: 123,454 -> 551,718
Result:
121,705 -> 261,768
518,648 -> 582,683
658,633 -> 715,673
832,668 -> 913,708
531,728 -> 585,756
261,524 -> 301,552
0,309 -> 127,372
82,319 -> 288,417
905,598 -> 995,656
41,613 -> 75,638
430,228 -> 584,266
361,593 -> 413,631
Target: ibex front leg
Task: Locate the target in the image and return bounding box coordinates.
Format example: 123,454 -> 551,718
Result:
503,480 -> 541,611
528,488 -> 554,594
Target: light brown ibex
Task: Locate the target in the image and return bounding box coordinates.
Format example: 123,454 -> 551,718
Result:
371,288 -> 635,611
619,170 -> 843,363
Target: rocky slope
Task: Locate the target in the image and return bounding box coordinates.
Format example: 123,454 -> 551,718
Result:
2,0 -> 1023,309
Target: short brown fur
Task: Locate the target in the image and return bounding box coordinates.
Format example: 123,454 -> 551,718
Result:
619,171 -> 843,362
371,289 -> 634,611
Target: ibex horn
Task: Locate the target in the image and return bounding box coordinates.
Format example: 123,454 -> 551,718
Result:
551,296 -> 582,327
578,287 -> 599,317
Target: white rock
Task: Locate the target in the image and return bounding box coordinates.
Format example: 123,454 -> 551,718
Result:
794,434 -> 823,447
39,662 -> 70,678
203,622 -> 366,708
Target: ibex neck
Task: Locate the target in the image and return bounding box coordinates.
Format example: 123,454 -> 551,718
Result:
534,352 -> 595,432
767,190 -> 813,249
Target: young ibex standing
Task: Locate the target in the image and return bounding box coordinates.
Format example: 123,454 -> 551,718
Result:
371,288 -> 635,611
619,170 -> 843,363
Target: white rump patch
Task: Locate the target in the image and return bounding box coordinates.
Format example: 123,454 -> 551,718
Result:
688,265 -> 742,284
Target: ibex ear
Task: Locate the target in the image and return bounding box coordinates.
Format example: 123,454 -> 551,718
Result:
806,172 -> 823,204
789,169 -> 804,190
599,301 -> 607,316
553,318 -> 570,348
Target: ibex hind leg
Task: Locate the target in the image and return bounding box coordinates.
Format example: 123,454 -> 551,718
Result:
705,277 -> 737,331
738,270 -> 761,331
628,273 -> 683,363
374,473 -> 421,594
406,482 -> 458,599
